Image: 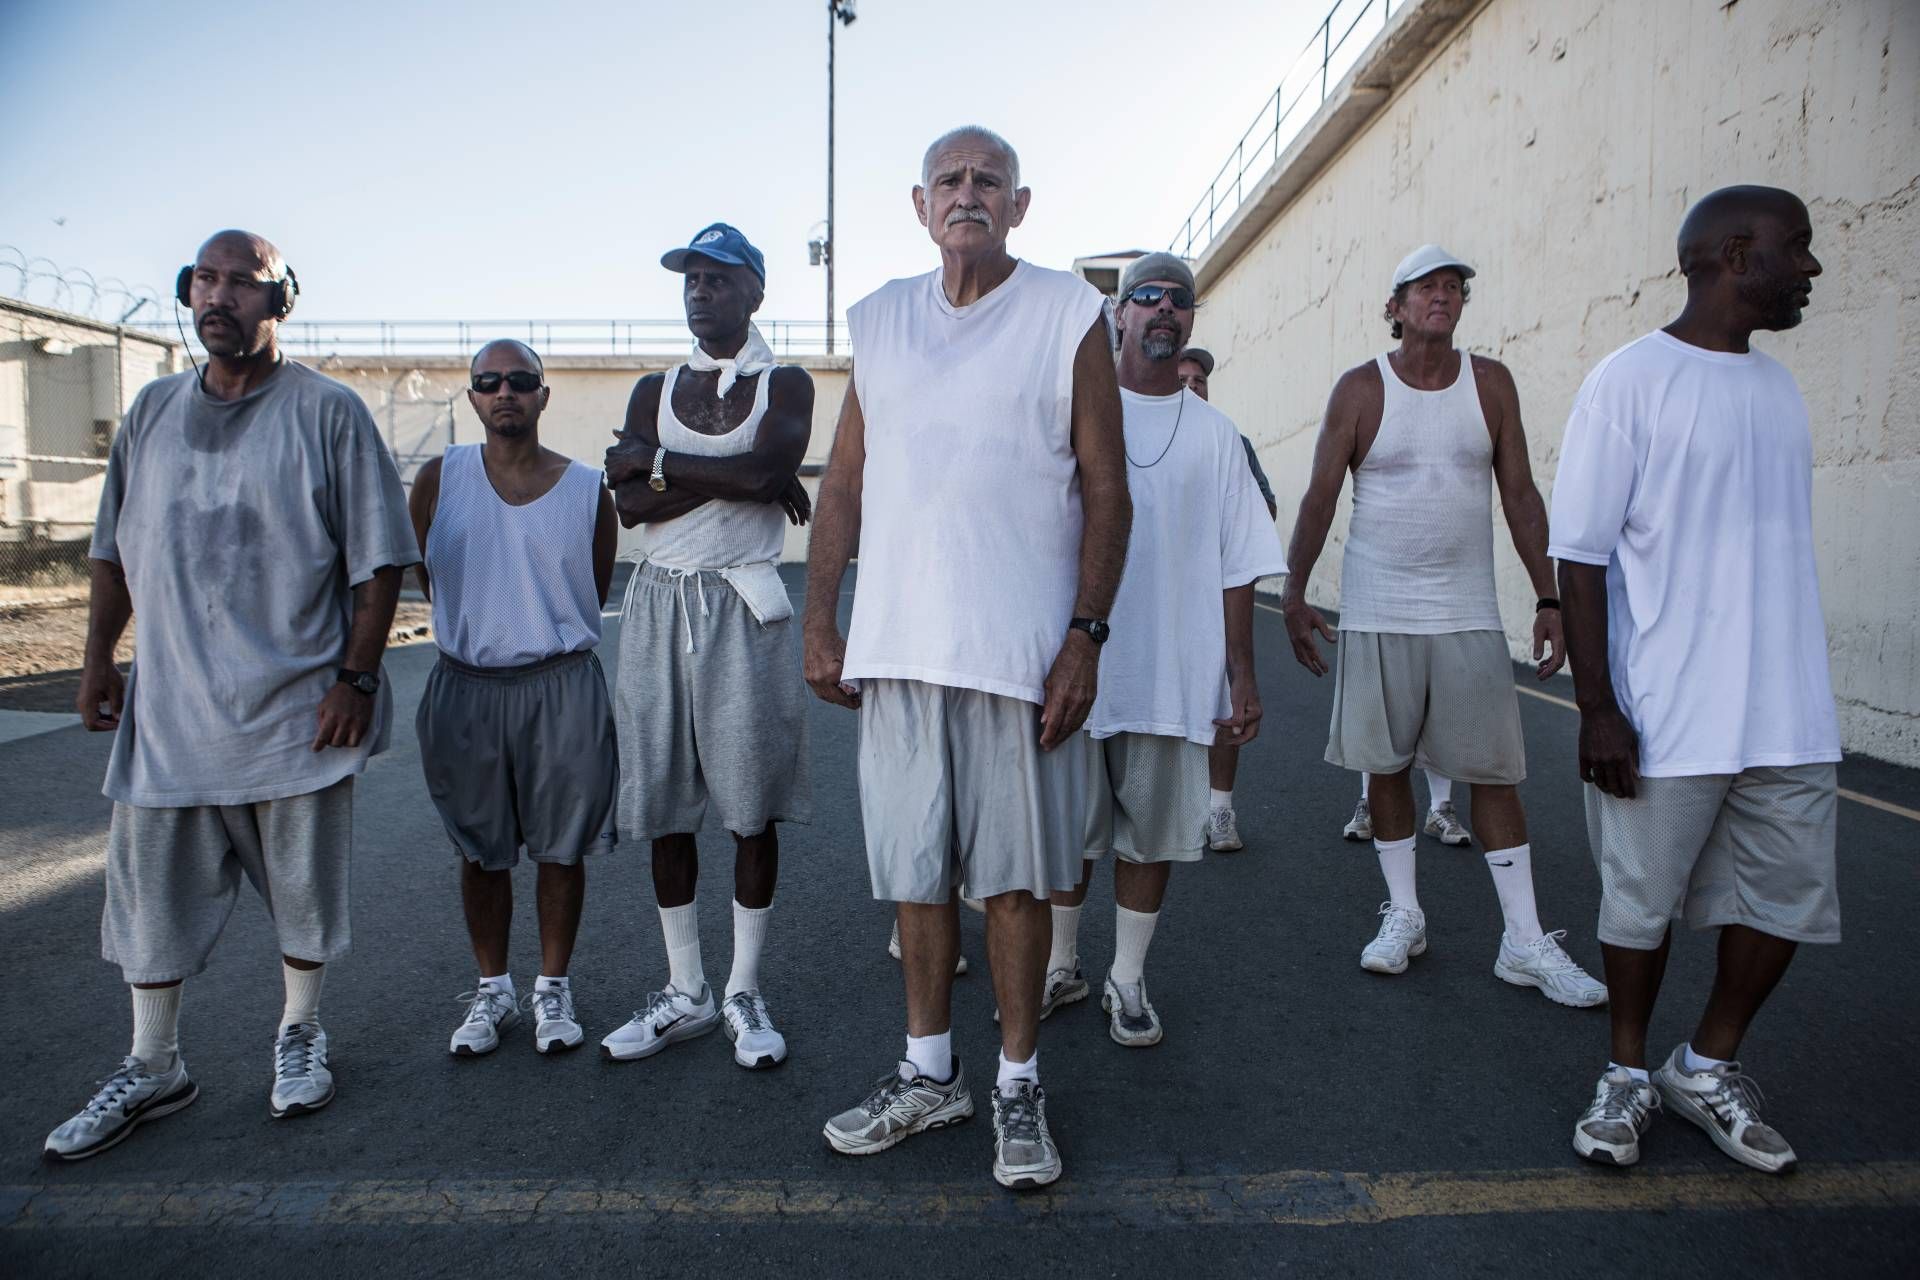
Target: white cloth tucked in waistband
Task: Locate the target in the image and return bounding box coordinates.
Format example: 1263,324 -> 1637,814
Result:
686,323 -> 775,398
625,556 -> 792,653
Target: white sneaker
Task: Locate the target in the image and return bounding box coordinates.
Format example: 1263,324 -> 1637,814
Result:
270,1023 -> 335,1118
1342,798 -> 1373,841
888,919 -> 969,974
44,1055 -> 197,1161
1360,902 -> 1427,974
1494,930 -> 1609,1008
722,990 -> 788,1069
991,1080 -> 1062,1190
823,1057 -> 974,1156
1207,807 -> 1245,852
600,983 -> 720,1061
1573,1066 -> 1660,1166
525,983 -> 584,1054
450,982 -> 520,1056
1654,1045 -> 1798,1173
1102,974 -> 1163,1047
994,962 -> 1089,1024
1423,801 -> 1472,846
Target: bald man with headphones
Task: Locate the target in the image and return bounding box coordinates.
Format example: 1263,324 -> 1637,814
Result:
45,230 -> 420,1162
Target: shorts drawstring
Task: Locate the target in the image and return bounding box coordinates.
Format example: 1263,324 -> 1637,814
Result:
664,566 -> 710,654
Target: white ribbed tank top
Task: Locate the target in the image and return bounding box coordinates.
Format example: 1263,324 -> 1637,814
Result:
426,443 -> 603,667
1337,351 -> 1503,634
634,365 -> 784,569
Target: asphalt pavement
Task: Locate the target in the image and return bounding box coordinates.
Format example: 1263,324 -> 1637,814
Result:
2,565 -> 1916,1277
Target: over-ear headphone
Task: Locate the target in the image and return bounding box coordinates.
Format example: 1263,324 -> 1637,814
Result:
175,263 -> 301,319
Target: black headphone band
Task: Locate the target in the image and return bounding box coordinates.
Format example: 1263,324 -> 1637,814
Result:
175,263 -> 300,319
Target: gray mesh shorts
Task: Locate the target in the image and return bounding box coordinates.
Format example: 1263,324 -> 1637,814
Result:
1325,629 -> 1526,785
1082,732 -> 1210,864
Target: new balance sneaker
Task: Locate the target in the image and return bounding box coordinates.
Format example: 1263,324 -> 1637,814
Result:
887,919 -> 969,974
1101,974 -> 1163,1047
1207,807 -> 1245,853
1342,798 -> 1373,841
1572,1066 -> 1660,1166
450,982 -> 519,1056
526,982 -> 583,1054
600,983 -> 719,1061
722,990 -> 788,1069
270,1023 -> 335,1118
823,1057 -> 974,1156
1494,931 -> 1609,1008
44,1055 -> 197,1162
991,1080 -> 1062,1190
1423,801 -> 1472,846
1654,1045 -> 1797,1173
994,963 -> 1090,1024
1360,902 -> 1427,974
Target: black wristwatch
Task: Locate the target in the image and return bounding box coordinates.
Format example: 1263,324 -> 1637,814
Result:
1536,597 -> 1561,613
337,668 -> 380,695
1068,617 -> 1110,645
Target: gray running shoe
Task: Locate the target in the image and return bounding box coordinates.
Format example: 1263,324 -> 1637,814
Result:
1654,1045 -> 1797,1173
270,1023 -> 335,1118
888,919 -> 968,974
1573,1066 -> 1660,1165
450,982 -> 520,1056
526,983 -> 583,1054
1423,801 -> 1472,846
44,1055 -> 197,1162
1207,807 -> 1245,852
991,1080 -> 1062,1190
1101,974 -> 1163,1047
721,989 -> 788,1069
994,963 -> 1090,1024
824,1058 -> 974,1156
1342,798 -> 1373,841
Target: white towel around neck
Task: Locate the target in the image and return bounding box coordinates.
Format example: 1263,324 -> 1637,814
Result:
687,323 -> 776,398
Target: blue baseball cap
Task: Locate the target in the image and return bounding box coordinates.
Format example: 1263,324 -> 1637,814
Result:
661,223 -> 766,284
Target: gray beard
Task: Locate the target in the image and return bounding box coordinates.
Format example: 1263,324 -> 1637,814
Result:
1140,329 -> 1179,361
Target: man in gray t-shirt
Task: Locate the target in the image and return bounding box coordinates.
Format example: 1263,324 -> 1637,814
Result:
44,230 -> 419,1163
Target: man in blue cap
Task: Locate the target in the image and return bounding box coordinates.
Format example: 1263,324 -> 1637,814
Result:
601,223 -> 815,1072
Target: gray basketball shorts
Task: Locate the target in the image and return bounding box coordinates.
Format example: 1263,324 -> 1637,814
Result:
1082,732 -> 1210,864
416,649 -> 619,871
615,562 -> 811,841
101,777 -> 355,985
1585,763 -> 1840,949
858,678 -> 1092,904
1326,629 -> 1526,785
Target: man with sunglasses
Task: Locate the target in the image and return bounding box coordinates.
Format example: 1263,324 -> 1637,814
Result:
602,224 -> 814,1072
46,230 -> 417,1161
805,125 -> 1130,1191
409,340 -> 619,1058
1278,244 -> 1607,1007
1043,257 -> 1283,1047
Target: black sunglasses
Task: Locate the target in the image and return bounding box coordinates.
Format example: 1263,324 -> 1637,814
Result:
471,371 -> 543,394
1125,284 -> 1195,310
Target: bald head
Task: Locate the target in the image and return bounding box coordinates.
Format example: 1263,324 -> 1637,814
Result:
921,126 -> 1021,189
186,228 -> 294,358
197,229 -> 286,280
1670,184 -> 1821,336
469,338 -> 544,378
1675,186 -> 1808,278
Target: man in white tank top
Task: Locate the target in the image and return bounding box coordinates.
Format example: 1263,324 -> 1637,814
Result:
1280,244 -> 1606,1007
601,224 -> 815,1073
805,126 -> 1131,1191
408,340 -> 619,1059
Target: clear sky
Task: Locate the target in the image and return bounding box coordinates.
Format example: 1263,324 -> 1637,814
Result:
1,0 -> 1340,328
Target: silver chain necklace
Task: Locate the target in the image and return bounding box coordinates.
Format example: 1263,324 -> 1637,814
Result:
1125,388 -> 1186,469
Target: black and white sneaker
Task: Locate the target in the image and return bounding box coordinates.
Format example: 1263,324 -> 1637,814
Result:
599,983 -> 719,1061
45,1056 -> 197,1161
270,1023 -> 335,1118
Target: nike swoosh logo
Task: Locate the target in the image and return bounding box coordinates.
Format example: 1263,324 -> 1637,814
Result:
653,1013 -> 686,1036
1489,860 -> 1513,867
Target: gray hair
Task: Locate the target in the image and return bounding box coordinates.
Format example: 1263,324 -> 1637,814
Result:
920,126 -> 1021,189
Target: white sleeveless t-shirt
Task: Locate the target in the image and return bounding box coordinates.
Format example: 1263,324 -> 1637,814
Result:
1337,351 -> 1504,634
634,364 -> 785,570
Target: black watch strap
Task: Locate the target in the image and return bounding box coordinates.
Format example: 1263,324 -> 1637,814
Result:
1068,617 -> 1110,645
1536,597 -> 1561,612
337,668 -> 380,694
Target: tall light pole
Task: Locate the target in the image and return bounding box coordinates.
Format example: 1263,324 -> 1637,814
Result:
826,1 -> 855,354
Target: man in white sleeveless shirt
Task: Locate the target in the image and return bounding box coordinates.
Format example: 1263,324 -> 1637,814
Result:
1280,244 -> 1606,1007
1555,187 -> 1838,1173
805,126 -> 1130,1191
1043,256 -> 1285,1047
602,224 -> 815,1072
407,340 -> 619,1058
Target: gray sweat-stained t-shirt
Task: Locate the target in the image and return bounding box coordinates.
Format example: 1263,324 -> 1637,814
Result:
90,360 -> 420,807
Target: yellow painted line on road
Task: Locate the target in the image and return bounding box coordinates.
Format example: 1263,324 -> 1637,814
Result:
6,1162 -> 1917,1229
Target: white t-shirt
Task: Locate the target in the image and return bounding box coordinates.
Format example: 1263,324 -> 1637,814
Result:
843,260 -> 1109,704
1547,330 -> 1840,777
1086,389 -> 1286,745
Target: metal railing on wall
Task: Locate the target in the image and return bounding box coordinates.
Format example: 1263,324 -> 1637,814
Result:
123,317 -> 845,360
1169,0 -> 1399,260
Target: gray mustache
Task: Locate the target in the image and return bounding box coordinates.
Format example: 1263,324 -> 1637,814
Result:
945,207 -> 994,231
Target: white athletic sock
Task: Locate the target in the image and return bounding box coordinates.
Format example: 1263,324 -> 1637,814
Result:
479,972 -> 514,1002
1609,1061 -> 1652,1084
1208,788 -> 1234,814
1110,905 -> 1160,986
659,902 -> 705,995
1048,904 -> 1082,973
1425,770 -> 1452,812
903,1031 -> 952,1083
1484,844 -> 1544,943
130,985 -> 182,1072
1374,835 -> 1419,912
727,900 -> 770,998
1683,1043 -> 1728,1074
281,962 -> 325,1030
535,974 -> 568,992
996,1049 -> 1039,1091
1359,773 -> 1370,800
